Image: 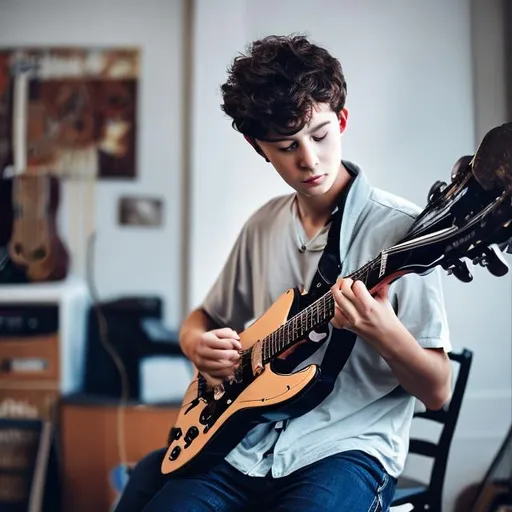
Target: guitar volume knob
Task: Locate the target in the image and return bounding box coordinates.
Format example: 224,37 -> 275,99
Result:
167,427 -> 183,444
184,426 -> 200,448
185,426 -> 199,441
169,446 -> 181,461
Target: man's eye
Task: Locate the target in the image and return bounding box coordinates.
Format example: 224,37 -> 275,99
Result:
279,141 -> 298,152
313,133 -> 327,142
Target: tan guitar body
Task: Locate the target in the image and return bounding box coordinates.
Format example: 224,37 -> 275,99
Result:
161,288 -> 319,475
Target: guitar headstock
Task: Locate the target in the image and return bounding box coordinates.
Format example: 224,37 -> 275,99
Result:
9,55 -> 40,78
472,122 -> 512,194
377,122 -> 512,287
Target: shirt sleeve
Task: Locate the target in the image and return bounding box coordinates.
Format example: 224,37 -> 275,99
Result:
389,267 -> 452,352
201,222 -> 255,333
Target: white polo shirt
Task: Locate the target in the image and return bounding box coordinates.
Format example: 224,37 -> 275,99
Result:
202,162 -> 451,479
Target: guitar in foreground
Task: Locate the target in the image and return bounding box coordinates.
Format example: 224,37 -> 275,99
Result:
162,122 -> 512,477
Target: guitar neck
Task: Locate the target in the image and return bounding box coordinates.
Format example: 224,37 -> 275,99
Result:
262,254 -> 385,363
12,65 -> 29,175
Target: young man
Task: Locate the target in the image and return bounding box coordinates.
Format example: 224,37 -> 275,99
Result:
115,34 -> 452,512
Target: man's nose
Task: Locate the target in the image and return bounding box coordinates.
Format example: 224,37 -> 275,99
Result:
298,142 -> 319,170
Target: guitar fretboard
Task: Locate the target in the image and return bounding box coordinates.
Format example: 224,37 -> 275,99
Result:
261,254 -> 383,363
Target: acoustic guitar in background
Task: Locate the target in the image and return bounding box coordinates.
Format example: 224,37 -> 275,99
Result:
0,59 -> 69,284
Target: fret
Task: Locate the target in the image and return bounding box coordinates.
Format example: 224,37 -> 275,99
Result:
259,252 -> 390,364
365,259 -> 374,287
363,265 -> 370,287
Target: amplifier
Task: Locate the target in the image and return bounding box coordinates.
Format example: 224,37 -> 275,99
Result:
0,277 -> 90,394
0,305 -> 59,337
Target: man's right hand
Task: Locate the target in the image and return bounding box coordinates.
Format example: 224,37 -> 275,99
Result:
189,328 -> 241,379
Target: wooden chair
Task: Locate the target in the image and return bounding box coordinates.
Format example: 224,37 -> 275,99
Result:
392,348 -> 473,511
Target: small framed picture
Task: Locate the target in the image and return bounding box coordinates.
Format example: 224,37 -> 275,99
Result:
118,196 -> 164,227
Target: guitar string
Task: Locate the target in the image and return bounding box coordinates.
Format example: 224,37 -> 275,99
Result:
250,206 -> 486,364
225,193 -> 507,380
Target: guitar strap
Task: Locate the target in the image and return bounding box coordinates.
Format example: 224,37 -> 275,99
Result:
286,163 -> 359,377
313,183 -> 358,378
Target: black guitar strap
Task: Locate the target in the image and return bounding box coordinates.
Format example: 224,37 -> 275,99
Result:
281,163 -> 359,377
311,179 -> 358,379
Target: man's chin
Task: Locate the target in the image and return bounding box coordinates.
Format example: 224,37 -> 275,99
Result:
297,184 -> 332,197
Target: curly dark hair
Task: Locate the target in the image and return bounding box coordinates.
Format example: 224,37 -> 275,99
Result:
221,34 -> 347,140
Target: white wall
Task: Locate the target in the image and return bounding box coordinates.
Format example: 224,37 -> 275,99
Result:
189,0 -> 480,306
442,0 -> 512,508
0,0 -> 185,327
190,1 -> 511,510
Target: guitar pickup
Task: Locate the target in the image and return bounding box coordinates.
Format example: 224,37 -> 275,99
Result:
251,341 -> 264,377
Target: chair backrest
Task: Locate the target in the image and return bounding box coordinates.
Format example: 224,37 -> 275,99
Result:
409,348 -> 473,500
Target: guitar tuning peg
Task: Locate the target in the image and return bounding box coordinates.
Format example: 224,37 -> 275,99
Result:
476,244 -> 509,277
444,260 -> 473,283
450,155 -> 473,181
427,180 -> 447,203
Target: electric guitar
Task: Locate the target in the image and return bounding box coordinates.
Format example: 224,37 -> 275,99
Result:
161,122 -> 512,477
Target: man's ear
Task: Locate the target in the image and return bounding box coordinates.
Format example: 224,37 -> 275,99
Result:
338,107 -> 349,134
244,135 -> 270,162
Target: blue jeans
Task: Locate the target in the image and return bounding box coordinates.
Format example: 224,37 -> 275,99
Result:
114,448 -> 396,512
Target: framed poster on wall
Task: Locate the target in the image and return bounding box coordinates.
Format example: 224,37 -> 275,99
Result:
0,47 -> 140,180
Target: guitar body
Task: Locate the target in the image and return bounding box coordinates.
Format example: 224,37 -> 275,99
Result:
161,288 -> 331,476
7,173 -> 69,282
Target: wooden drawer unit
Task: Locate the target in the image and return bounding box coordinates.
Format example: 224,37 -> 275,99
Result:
0,386 -> 59,420
0,334 -> 59,382
61,400 -> 180,512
